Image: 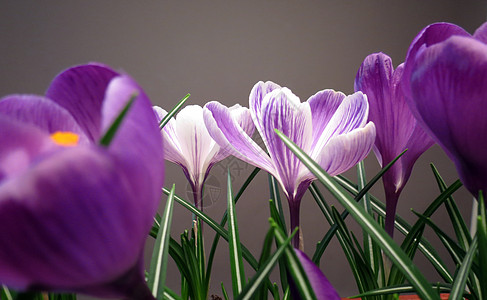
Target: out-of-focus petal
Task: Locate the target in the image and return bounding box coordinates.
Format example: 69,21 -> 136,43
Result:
315,123 -> 376,176
0,95 -> 89,145
260,88 -> 313,198
0,115 -> 55,180
153,106 -> 186,165
473,22 -> 487,43
410,35 -> 487,194
0,147 -> 151,298
45,64 -> 118,141
100,75 -> 164,213
312,92 -> 369,157
293,249 -> 340,300
204,101 -> 275,172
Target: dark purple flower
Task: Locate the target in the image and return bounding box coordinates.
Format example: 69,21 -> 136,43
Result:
204,81 -> 376,248
355,53 -> 434,236
0,64 -> 164,299
291,249 -> 340,300
403,22 -> 487,197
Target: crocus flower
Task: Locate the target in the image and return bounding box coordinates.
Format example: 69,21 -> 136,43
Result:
153,104 -> 253,210
402,22 -> 487,197
204,81 -> 376,248
354,53 -> 434,236
291,249 -> 340,300
0,63 -> 164,299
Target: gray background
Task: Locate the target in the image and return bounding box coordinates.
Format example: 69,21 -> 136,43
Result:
1,1 -> 485,299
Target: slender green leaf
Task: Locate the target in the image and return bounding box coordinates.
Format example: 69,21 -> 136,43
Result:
2,286 -> 16,300
159,93 -> 191,129
162,188 -> 259,270
227,170 -> 246,297
99,93 -> 136,146
221,283 -> 230,300
205,167 -> 260,289
271,219 -> 317,300
268,174 -> 286,230
431,164 -> 471,250
477,192 -> 487,299
450,236 -> 478,300
352,283 -> 466,299
275,129 -> 439,300
148,185 -> 176,299
255,227 -> 276,300
237,228 -> 296,300
334,175 -> 454,284
268,198 -> 289,291
163,287 -> 182,300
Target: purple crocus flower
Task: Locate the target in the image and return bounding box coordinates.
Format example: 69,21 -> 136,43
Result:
292,249 -> 340,300
0,64 -> 164,299
204,81 -> 376,248
153,104 -> 254,210
403,22 -> 487,197
355,53 -> 434,236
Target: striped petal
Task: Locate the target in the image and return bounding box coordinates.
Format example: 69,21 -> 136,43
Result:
308,89 -> 345,148
153,106 -> 186,165
204,101 -> 274,173
315,122 -> 376,176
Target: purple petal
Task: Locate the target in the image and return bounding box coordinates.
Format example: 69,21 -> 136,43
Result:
0,147 -> 151,298
45,64 -> 119,141
100,75 -> 164,210
249,81 -> 281,142
203,101 -> 275,172
312,92 -> 369,156
0,115 -> 55,180
260,88 -> 313,199
0,95 -> 89,145
315,122 -> 376,176
410,35 -> 487,195
308,89 -> 345,148
153,106 -> 187,165
403,23 -> 470,108
473,21 -> 487,44
293,249 -> 340,300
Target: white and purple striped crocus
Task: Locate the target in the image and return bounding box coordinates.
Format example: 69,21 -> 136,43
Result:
0,64 -> 164,299
403,21 -> 487,198
153,104 -> 253,210
355,53 -> 434,236
204,81 -> 376,248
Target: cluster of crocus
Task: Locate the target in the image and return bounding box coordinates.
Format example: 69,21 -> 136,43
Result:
0,64 -> 164,299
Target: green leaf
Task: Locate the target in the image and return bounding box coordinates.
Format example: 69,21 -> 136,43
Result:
275,129 -> 439,300
163,287 -> 182,300
162,187 -> 260,270
159,93 -> 191,129
268,174 -> 286,230
2,286 -> 16,300
99,93 -> 136,146
268,198 -> 289,291
205,167 -> 260,289
236,227 -> 295,300
450,236 -> 478,300
255,227 -> 276,300
477,192 -> 487,299
227,170 -> 246,297
431,164 -> 471,250
148,184 -> 176,299
221,283 -> 230,300
352,283 -> 463,299
271,219 -> 317,300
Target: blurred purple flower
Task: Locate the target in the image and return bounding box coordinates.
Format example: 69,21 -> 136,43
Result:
355,53 -> 434,236
204,81 -> 376,248
403,22 -> 487,197
0,64 -> 164,299
153,104 -> 253,210
291,249 -> 340,300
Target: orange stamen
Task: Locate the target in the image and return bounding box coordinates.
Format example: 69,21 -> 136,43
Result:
50,131 -> 80,147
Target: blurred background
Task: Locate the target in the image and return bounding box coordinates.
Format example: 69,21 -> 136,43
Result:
1,1 -> 486,299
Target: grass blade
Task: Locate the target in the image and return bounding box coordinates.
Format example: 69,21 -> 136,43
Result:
99,93 -> 136,146
148,185 -> 176,299
159,93 -> 190,129
227,170 -> 246,297
477,192 -> 487,299
450,236 -> 478,300
275,129 -> 439,300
